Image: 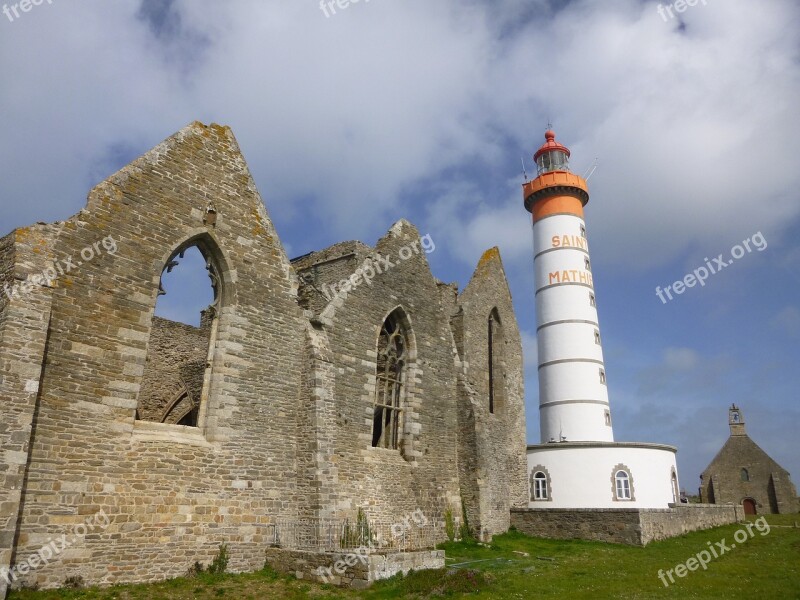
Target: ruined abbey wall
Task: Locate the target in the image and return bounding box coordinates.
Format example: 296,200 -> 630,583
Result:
0,122 -> 527,593
4,124 -> 309,589
315,222 -> 464,525
452,248 -> 529,536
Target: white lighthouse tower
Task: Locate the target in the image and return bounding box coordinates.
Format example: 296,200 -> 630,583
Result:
527,130 -> 613,444
524,130 -> 680,509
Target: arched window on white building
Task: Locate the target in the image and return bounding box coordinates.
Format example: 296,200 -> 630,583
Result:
530,465 -> 552,502
611,464 -> 635,501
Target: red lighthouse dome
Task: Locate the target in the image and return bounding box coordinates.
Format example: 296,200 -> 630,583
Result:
534,129 -> 571,175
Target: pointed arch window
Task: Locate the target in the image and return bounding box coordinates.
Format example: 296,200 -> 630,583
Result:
136,237 -> 224,428
372,311 -> 407,449
741,468 -> 750,482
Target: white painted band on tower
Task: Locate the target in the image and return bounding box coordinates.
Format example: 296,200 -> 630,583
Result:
534,215 -> 612,443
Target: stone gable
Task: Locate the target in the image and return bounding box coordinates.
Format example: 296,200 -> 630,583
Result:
700,408 -> 798,514
0,122 -> 527,592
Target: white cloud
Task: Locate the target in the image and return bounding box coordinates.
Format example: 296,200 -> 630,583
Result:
663,347 -> 699,371
2,0 -> 797,275
771,306 -> 800,337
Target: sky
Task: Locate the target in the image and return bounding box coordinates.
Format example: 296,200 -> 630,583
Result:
1,0 -> 798,495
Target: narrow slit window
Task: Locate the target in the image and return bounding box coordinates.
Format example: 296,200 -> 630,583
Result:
488,309 -> 505,415
488,313 -> 494,414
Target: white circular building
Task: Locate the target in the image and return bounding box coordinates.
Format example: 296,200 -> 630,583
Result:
523,130 -> 679,509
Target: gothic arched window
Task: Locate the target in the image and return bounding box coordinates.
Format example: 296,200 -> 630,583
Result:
136,237 -> 224,428
372,311 -> 408,449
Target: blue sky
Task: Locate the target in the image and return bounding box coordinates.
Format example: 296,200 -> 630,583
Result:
1,0 -> 798,494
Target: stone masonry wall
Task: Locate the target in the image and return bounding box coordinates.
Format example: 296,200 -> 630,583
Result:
455,248 -> 528,538
511,504 -> 744,546
0,233 -> 15,311
7,122 -> 309,591
638,504 -> 744,544
264,548 -> 445,589
293,241 -> 370,315
0,228 -> 56,598
315,221 -> 462,528
511,507 -> 643,545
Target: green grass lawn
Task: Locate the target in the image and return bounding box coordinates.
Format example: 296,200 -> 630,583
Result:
9,515 -> 800,599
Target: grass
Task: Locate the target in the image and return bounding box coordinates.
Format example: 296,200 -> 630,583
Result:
9,515 -> 800,599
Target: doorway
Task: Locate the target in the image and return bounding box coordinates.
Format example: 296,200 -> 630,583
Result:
742,498 -> 757,515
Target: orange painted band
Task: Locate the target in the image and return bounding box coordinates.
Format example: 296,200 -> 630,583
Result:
532,196 -> 585,222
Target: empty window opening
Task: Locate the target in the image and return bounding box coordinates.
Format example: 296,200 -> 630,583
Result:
488,308 -> 505,415
137,242 -> 222,427
372,311 -> 407,449
155,246 -> 216,326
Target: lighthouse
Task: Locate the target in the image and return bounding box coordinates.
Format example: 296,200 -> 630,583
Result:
524,130 -> 612,443
523,130 -> 680,509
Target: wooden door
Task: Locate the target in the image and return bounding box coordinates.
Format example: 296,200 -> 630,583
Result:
742,498 -> 757,515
